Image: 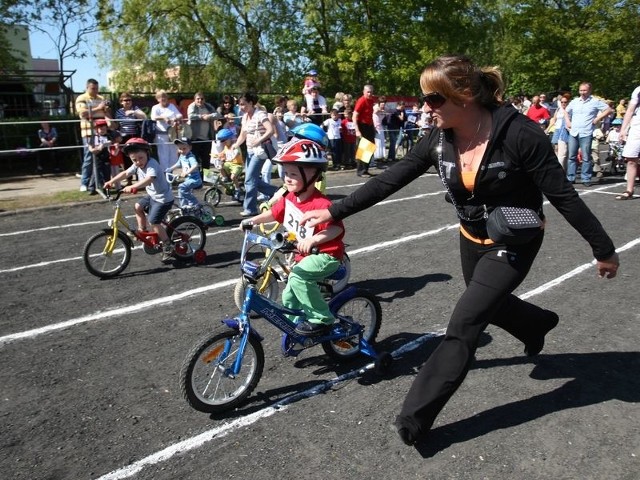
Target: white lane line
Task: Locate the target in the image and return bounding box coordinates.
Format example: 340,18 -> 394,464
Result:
0,180 -> 611,273
96,236 -> 637,480
0,279 -> 236,346
0,189 -> 444,274
0,228 -> 236,274
0,221 -> 459,346
519,236 -> 640,300
0,218 -> 111,237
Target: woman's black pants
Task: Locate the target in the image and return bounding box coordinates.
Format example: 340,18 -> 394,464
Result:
397,231 -> 552,436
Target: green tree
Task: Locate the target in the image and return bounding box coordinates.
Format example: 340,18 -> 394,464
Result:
98,0 -> 640,102
99,0 -> 299,93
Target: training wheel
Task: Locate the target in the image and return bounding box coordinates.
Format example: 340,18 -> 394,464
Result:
214,215 -> 225,226
374,352 -> 393,374
193,249 -> 207,264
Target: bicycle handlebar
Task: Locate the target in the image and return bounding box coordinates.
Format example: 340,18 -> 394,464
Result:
105,188 -> 137,201
241,224 -> 318,255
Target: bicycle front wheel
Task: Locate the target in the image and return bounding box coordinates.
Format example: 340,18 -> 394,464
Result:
169,216 -> 207,260
204,187 -> 221,207
180,327 -> 265,413
233,273 -> 280,314
83,230 -> 131,278
322,289 -> 382,361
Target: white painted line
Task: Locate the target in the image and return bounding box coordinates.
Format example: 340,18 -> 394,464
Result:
0,218 -> 111,237
0,190 -> 444,274
0,222 -> 457,345
0,279 -> 236,347
96,406 -> 283,480
519,236 -> 640,300
96,232 -> 635,480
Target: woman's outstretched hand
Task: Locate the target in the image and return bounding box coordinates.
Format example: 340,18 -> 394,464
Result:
301,209 -> 333,228
596,252 -> 620,279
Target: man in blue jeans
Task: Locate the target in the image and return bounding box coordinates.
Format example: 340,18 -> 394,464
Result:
565,82 -> 613,186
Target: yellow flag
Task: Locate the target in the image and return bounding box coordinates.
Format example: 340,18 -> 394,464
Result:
355,137 -> 376,164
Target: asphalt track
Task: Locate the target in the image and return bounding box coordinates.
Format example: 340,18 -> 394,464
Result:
0,168 -> 638,480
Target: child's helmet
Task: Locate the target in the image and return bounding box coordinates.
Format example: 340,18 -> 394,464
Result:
308,69 -> 318,76
272,138 -> 327,194
612,118 -> 623,126
216,128 -> 235,142
122,137 -> 151,154
290,123 -> 328,147
272,138 -> 328,170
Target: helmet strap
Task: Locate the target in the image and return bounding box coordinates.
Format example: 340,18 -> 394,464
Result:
294,167 -> 322,196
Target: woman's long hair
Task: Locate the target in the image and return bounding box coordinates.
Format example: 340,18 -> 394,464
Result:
420,55 -> 504,108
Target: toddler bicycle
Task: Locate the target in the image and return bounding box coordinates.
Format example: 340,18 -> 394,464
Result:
83,189 -> 207,278
179,223 -> 391,413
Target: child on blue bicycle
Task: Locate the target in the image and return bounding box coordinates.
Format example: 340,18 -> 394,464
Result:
166,137 -> 203,209
242,138 -> 345,336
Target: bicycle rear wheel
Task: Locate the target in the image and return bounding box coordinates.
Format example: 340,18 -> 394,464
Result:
168,216 -> 207,260
322,288 -> 382,361
83,230 -> 132,278
325,253 -> 351,293
180,327 -> 264,413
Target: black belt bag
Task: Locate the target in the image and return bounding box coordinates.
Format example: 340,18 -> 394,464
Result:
486,207 -> 543,245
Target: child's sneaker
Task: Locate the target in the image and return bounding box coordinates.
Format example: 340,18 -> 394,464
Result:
161,243 -> 174,262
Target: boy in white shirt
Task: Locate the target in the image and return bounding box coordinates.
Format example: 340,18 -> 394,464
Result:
322,109 -> 343,170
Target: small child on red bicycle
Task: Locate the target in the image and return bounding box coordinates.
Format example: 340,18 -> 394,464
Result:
104,137 -> 176,262
242,138 -> 345,336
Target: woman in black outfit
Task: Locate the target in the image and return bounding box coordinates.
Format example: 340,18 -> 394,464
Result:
301,55 -> 620,446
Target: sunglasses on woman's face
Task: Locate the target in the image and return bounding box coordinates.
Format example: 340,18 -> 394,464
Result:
420,92 -> 446,109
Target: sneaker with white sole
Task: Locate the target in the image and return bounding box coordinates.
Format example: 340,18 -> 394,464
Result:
161,244 -> 174,262
79,185 -> 88,192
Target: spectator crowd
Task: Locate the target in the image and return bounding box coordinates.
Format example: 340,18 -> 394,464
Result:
70,74 -> 638,206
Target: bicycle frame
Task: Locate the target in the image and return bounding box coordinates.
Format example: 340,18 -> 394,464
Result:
223,228 -> 377,375
101,196 -> 135,254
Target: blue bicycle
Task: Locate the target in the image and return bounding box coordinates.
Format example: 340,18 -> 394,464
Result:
180,223 -> 392,413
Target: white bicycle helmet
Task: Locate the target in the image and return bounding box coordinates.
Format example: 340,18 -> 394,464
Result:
272,138 -> 328,194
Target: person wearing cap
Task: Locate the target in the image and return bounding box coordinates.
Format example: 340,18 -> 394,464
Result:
301,86 -> 328,126
214,128 -> 244,202
302,69 -> 321,96
104,138 -> 175,262
166,137 -> 203,209
86,118 -> 112,194
241,138 -> 345,336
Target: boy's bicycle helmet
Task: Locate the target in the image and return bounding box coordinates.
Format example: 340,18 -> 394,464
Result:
612,118 -> 623,126
290,123 -> 328,147
216,128 -> 235,142
122,137 -> 151,154
272,138 -> 327,194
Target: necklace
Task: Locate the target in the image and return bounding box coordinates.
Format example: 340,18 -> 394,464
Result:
458,118 -> 483,168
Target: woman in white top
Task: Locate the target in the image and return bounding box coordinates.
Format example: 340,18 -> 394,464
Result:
373,97 -> 387,164
545,95 -> 571,170
150,90 -> 183,171
231,92 -> 279,216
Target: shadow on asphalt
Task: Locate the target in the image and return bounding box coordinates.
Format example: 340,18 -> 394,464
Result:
349,272 -> 453,303
414,350 -> 640,457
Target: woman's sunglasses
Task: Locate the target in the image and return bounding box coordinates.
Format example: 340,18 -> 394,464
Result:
420,92 -> 446,109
